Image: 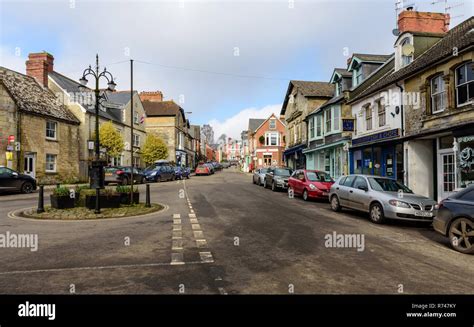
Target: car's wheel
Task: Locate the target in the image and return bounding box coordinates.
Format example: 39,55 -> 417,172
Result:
330,195 -> 341,212
258,178 -> 262,186
302,189 -> 309,201
263,179 -> 267,188
369,203 -> 385,224
271,182 -> 277,192
21,182 -> 34,194
172,175 -> 176,181
121,177 -> 128,185
253,177 -> 256,184
448,217 -> 474,254
140,177 -> 146,184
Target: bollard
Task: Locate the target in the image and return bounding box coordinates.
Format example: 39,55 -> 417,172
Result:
37,185 -> 45,213
145,183 -> 151,208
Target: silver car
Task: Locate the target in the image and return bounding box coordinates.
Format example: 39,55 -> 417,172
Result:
329,174 -> 437,224
252,168 -> 268,186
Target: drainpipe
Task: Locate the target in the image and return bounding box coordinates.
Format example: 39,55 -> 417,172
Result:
16,110 -> 21,172
395,81 -> 406,185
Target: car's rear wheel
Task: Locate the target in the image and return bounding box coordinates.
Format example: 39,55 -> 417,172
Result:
330,195 -> 341,212
140,177 -> 145,184
369,203 -> 385,224
448,217 -> 474,254
121,177 -> 128,185
252,177 -> 256,184
302,189 -> 309,201
271,182 -> 277,192
21,182 -> 34,194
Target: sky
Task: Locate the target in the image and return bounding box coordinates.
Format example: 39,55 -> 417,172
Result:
0,0 -> 470,140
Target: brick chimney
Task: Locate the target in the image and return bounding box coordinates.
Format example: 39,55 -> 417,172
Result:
398,9 -> 450,35
139,91 -> 163,103
26,52 -> 54,87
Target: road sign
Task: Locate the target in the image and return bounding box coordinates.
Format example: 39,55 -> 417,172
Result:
8,135 -> 15,143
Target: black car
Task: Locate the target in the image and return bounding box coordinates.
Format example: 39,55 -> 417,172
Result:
433,186 -> 474,254
104,166 -> 146,185
263,167 -> 293,192
0,166 -> 37,194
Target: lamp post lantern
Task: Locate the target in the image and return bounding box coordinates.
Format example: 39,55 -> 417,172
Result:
79,54 -> 117,214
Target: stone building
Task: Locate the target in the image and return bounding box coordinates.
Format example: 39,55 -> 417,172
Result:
280,80 -> 333,169
0,66 -> 80,184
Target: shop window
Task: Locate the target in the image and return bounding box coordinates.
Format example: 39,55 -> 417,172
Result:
373,147 -> 381,176
455,62 -> 473,106
431,74 -> 446,113
363,148 -> 372,175
457,136 -> 474,188
353,150 -> 362,174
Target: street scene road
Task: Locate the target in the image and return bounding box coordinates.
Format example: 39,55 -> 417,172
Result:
1,167 -> 472,294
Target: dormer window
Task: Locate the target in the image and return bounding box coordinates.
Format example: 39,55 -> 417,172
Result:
336,81 -> 342,96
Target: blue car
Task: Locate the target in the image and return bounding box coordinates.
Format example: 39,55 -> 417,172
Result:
174,166 -> 190,179
144,165 -> 175,182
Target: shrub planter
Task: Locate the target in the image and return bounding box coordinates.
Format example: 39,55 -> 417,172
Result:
119,192 -> 140,205
85,195 -> 121,209
50,195 -> 75,209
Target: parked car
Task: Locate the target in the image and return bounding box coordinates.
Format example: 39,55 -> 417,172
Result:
174,166 -> 191,179
144,165 -> 175,182
104,166 -> 146,185
195,164 -> 211,176
0,166 -> 36,194
288,170 -> 334,201
222,162 -> 230,169
433,186 -> 474,254
252,168 -> 268,186
204,163 -> 215,174
329,174 -> 437,224
263,167 -> 293,191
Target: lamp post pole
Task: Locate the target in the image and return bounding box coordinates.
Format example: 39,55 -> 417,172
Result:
79,54 -> 117,214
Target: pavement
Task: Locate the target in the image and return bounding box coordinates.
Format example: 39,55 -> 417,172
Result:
0,167 -> 473,294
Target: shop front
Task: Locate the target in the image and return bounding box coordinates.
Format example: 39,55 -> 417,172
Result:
349,128 -> 404,182
304,140 -> 349,179
284,144 -> 306,170
454,126 -> 474,189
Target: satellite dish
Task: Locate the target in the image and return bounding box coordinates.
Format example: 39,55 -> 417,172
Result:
392,28 -> 400,36
402,43 -> 415,56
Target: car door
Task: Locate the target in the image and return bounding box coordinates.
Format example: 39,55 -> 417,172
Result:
350,176 -> 370,211
266,168 -> 274,186
338,175 -> 356,207
295,171 -> 305,195
0,167 -> 15,190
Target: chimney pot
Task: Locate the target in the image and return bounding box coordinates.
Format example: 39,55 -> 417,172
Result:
397,10 -> 450,35
139,91 -> 164,103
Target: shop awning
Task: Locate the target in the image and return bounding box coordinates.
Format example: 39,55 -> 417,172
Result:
284,144 -> 306,156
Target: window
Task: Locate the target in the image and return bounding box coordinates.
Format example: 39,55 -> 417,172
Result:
309,118 -> 315,139
133,134 -> 140,147
401,37 -> 413,67
265,132 -> 279,146
455,62 -> 474,106
316,114 -> 323,138
355,69 -> 362,85
45,154 -> 57,172
377,100 -> 386,127
325,109 -> 332,133
134,111 -> 139,124
333,106 -> 340,131
431,75 -> 446,113
46,121 -> 57,139
365,105 -> 372,131
342,175 -> 356,187
353,176 -> 368,189
269,119 -> 276,129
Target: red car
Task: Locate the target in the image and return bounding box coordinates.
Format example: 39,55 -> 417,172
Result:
195,165 -> 211,176
288,170 -> 334,201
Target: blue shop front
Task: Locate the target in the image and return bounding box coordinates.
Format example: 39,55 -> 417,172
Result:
349,128 -> 404,182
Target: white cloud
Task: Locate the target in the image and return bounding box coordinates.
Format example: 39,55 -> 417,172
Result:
208,103 -> 282,140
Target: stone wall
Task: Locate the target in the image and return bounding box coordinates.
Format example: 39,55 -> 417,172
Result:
0,83 -> 18,168
145,116 -> 176,162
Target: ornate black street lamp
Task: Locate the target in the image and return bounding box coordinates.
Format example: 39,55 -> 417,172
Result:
79,54 -> 117,214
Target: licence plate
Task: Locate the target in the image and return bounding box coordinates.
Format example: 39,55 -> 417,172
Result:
322,192 -> 328,196
415,211 -> 433,217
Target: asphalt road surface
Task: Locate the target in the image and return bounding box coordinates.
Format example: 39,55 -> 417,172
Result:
0,167 -> 472,294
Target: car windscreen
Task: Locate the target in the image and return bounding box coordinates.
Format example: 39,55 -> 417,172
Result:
307,171 -> 333,182
274,168 -> 292,176
368,177 -> 413,193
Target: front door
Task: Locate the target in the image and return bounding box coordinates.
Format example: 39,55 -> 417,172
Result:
263,155 -> 272,167
24,153 -> 36,179
382,147 -> 395,179
438,152 -> 456,201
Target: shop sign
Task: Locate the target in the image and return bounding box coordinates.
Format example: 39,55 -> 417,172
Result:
342,119 -> 355,132
352,129 -> 400,146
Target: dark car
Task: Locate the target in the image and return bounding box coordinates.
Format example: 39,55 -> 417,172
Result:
145,165 -> 175,182
174,166 -> 190,179
104,166 -> 146,185
263,167 -> 293,191
0,166 -> 37,194
433,186 -> 474,254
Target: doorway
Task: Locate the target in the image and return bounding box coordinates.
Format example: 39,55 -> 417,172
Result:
24,153 -> 36,178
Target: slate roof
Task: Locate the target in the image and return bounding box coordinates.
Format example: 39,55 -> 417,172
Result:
350,17 -> 474,103
352,53 -> 393,63
143,100 -> 184,118
309,94 -> 345,116
106,91 -> 137,106
334,68 -> 352,78
289,80 -> 334,97
49,70 -> 123,123
0,67 -> 79,124
248,118 -> 265,132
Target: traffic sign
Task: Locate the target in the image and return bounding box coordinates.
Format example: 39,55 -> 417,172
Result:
8,135 -> 15,143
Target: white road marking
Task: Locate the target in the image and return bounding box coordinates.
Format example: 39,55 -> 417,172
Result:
173,224 -> 182,231
173,219 -> 182,225
172,231 -> 183,239
189,213 -> 196,218
191,224 -> 201,230
199,252 -> 214,263
193,231 -> 204,238
190,218 -> 199,224
171,253 -> 185,265
172,239 -> 183,250
196,239 -> 208,248
173,214 -> 181,219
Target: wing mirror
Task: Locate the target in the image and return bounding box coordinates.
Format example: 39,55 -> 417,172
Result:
12,172 -> 19,177
358,185 -> 368,192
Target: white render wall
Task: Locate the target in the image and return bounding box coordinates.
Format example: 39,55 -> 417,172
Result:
351,85 -> 403,138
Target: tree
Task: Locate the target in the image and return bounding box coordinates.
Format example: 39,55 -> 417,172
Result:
99,121 -> 124,161
142,134 -> 168,165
